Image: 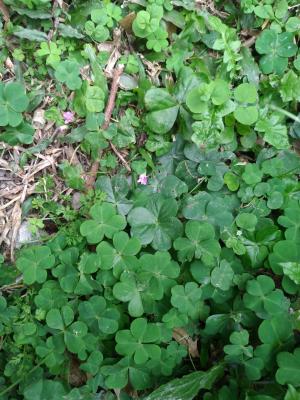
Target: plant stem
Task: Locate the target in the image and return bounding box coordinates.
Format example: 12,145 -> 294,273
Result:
0,355 -> 49,397
270,104 -> 300,124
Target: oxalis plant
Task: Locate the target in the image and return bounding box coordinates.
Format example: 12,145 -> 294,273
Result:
1,144 -> 300,399
2,0 -> 300,399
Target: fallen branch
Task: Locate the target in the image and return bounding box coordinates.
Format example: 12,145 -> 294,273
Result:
85,64 -> 128,191
0,0 -> 10,23
110,142 -> 131,172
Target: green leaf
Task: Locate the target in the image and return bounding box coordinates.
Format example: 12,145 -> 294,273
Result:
79,295 -> 120,334
101,357 -> 152,390
144,89 -> 179,134
258,315 -> 293,346
86,86 -> 105,112
13,27 -> 48,42
276,348 -> 300,387
242,164 -> 263,185
182,192 -> 237,228
140,251 -> 180,296
244,275 -> 290,317
116,318 -> 161,364
1,122 -> 34,145
280,70 -> 300,102
143,364 -> 224,400
280,262 -> 300,285
171,282 -> 202,317
234,83 -> 258,125
80,202 -> 126,244
24,379 -> 67,400
174,221 -> 220,264
97,231 -> 141,276
127,195 -> 182,250
80,350 -> 103,375
236,213 -> 257,231
95,175 -> 133,215
211,260 -> 234,291
55,60 -> 82,90
224,330 -> 253,361
255,30 -> 297,74
64,321 -> 88,357
46,306 -> 74,330
16,245 -> 55,284
0,82 -> 29,127
113,276 -> 145,317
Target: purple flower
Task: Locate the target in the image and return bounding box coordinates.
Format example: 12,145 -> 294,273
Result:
137,173 -> 148,185
63,111 -> 75,124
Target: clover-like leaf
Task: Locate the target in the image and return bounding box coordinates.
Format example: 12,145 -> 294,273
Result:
16,245 -> 55,284
144,88 -> 179,134
234,83 -> 258,125
255,115 -> 289,149
78,295 -> 120,334
64,321 -> 88,356
224,330 -> 253,362
243,275 -> 290,317
113,272 -> 163,317
182,191 -> 236,228
269,240 -> 300,274
278,203 -> 300,242
95,175 -> 133,215
113,276 -> 144,317
55,60 -> 82,90
242,164 -> 263,185
236,213 -> 258,231
0,122 -> 34,145
101,356 -> 152,390
255,30 -> 297,74
210,260 -> 234,291
174,221 -> 220,264
34,281 -> 67,311
0,82 -> 29,127
115,318 -> 161,364
258,315 -> 293,346
139,251 -> 180,296
53,249 -> 99,295
46,306 -> 74,330
80,202 -> 126,244
96,231 -> 141,277
85,86 -> 105,112
127,195 -> 182,250
276,348 -> 300,387
171,282 -> 202,317
24,379 -> 67,400
80,350 -> 103,375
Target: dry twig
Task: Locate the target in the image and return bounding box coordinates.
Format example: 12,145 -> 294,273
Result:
85,64 -> 129,191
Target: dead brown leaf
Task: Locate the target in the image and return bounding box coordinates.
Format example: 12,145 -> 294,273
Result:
173,327 -> 199,358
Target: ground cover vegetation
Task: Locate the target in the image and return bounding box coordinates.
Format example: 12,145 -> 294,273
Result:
1,0 -> 300,398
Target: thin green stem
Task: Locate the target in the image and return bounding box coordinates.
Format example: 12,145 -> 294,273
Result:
270,104 -> 300,124
0,356 -> 48,397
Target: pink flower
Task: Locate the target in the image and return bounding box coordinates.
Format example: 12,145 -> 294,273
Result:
137,173 -> 148,185
63,111 -> 75,124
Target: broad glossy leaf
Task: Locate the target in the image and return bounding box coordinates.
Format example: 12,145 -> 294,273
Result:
144,364 -> 224,400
